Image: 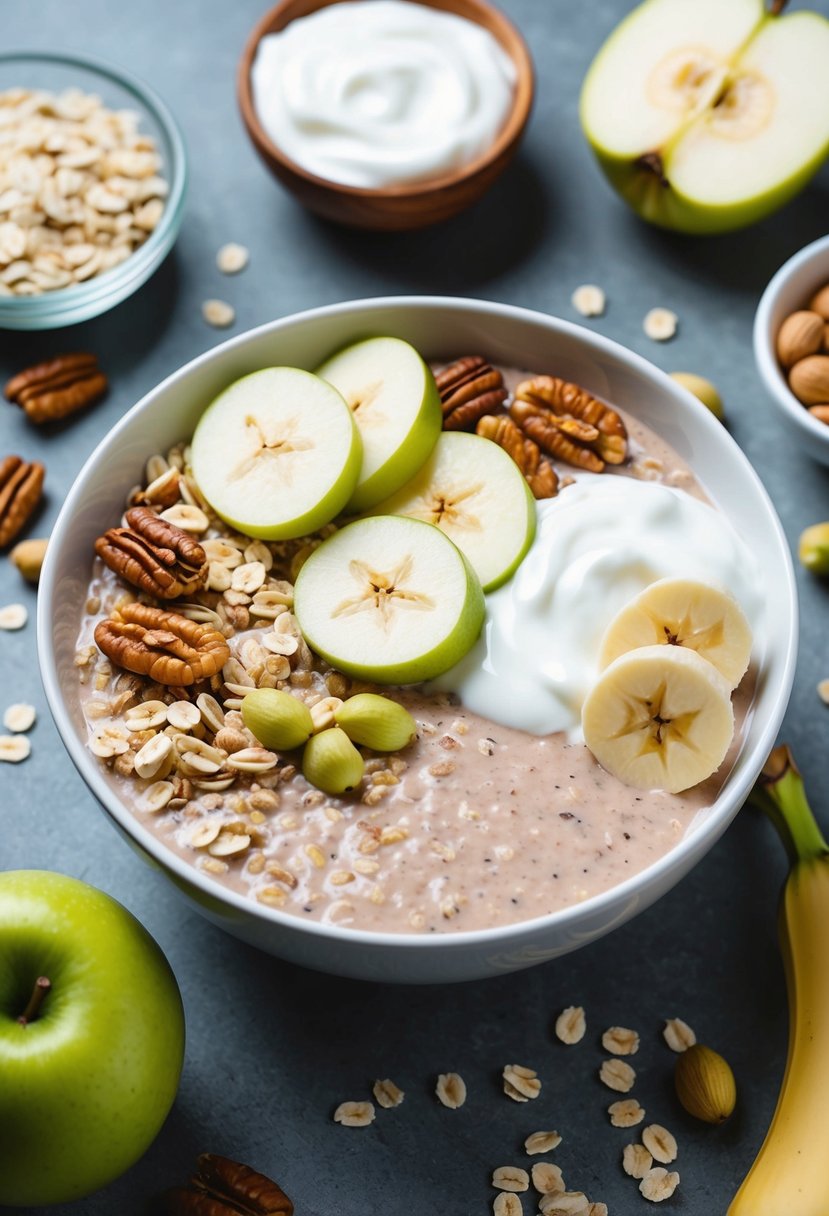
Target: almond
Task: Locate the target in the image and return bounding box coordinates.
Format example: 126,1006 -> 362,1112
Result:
776,310 -> 824,369
808,283 -> 829,321
789,355 -> 829,405
808,405 -> 829,426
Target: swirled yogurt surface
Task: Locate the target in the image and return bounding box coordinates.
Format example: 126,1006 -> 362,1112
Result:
436,475 -> 764,738
250,0 -> 517,188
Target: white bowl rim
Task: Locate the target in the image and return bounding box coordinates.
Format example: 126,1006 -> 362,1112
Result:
754,232 -> 829,451
39,294 -> 798,953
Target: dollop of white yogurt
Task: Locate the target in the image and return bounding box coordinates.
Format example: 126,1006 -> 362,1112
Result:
250,0 -> 517,188
436,475 -> 763,738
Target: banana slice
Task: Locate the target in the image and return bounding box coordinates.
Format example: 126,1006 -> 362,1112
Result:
598,577 -> 752,690
582,645 -> 734,794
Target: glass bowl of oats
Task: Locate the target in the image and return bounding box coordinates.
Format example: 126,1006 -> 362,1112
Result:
0,50 -> 187,329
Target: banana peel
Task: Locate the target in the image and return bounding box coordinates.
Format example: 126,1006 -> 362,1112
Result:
729,745 -> 829,1215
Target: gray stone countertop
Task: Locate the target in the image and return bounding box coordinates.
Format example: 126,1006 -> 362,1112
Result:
2,0 -> 829,1211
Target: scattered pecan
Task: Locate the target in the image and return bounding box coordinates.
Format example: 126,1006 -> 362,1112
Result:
165,1153 -> 293,1216
95,602 -> 230,686
4,352 -> 108,424
435,355 -> 508,430
0,455 -> 45,548
476,415 -> 558,499
513,375 -> 627,466
95,506 -> 208,599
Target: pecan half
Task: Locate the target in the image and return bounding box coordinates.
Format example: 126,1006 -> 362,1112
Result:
5,352 -> 108,424
511,398 -> 605,472
476,415 -> 558,499
435,355 -> 508,430
165,1153 -> 293,1216
0,456 -> 45,548
95,603 -> 230,686
95,507 -> 208,599
513,375 -> 627,466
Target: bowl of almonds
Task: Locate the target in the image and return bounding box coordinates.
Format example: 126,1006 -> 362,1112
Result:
754,233 -> 829,465
0,50 -> 186,329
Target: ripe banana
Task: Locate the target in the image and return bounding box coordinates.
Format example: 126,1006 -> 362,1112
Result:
598,577 -> 753,689
581,643 -> 733,793
729,746 -> 829,1215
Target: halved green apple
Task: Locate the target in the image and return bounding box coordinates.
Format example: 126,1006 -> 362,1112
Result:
190,367 -> 361,540
580,0 -> 829,234
370,432 -> 536,592
317,336 -> 442,513
293,515 -> 485,684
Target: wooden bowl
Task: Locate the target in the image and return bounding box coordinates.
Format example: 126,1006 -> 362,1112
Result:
237,0 -> 534,231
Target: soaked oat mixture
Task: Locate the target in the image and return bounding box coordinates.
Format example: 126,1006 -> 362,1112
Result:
75,386 -> 747,935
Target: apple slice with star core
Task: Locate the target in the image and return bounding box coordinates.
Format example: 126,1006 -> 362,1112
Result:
191,366 -> 361,540
0,870 -> 185,1208
316,336 -> 443,513
371,431 -> 536,592
293,515 -> 485,684
580,0 -> 829,234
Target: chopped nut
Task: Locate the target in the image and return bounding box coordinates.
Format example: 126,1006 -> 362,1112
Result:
531,1162 -> 564,1194
571,284 -> 606,317
10,536 -> 48,583
372,1078 -> 404,1109
599,1058 -> 636,1093
643,307 -> 678,342
3,702 -> 35,733
641,1124 -> 677,1165
663,1017 -> 696,1053
608,1098 -> 645,1127
602,1026 -> 639,1055
555,1006 -> 586,1045
435,1072 -> 467,1109
333,1100 -> 375,1127
492,1166 -> 529,1193
0,734 -> 30,762
202,298 -> 235,328
503,1064 -> 541,1101
524,1131 -> 562,1155
639,1167 -> 680,1202
623,1143 -> 653,1179
216,242 -> 249,274
493,1195 -> 523,1216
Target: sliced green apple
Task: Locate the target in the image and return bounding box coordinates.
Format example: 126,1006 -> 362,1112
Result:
580,0 -> 829,234
316,336 -> 442,513
190,367 -> 361,540
293,515 -> 485,684
370,432 -> 536,593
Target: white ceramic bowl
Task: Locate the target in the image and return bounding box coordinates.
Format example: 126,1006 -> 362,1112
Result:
39,297 -> 797,984
754,233 -> 829,466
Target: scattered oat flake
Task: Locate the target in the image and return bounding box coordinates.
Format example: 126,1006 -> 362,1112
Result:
216,242 -> 249,274
531,1162 -> 564,1195
622,1143 -> 653,1179
525,1130 -> 562,1155
587,1206 -> 608,1216
639,1167 -> 680,1202
599,1058 -> 636,1093
555,1005 -> 586,1045
0,734 -> 30,762
503,1064 -> 541,1101
643,307 -> 678,341
608,1098 -> 645,1127
539,1192 -> 589,1215
202,298 -> 235,328
493,1167 -> 529,1193
571,284 -> 606,317
494,1195 -> 523,1216
817,678 -> 829,704
602,1026 -> 639,1055
436,1072 -> 466,1109
372,1078 -> 404,1109
3,703 -> 35,733
663,1017 -> 696,1052
0,603 -> 27,630
642,1124 -> 678,1165
333,1100 -> 375,1127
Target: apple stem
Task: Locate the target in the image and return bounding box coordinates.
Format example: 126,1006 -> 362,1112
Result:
769,0 -> 788,12
17,975 -> 51,1026
635,152 -> 668,189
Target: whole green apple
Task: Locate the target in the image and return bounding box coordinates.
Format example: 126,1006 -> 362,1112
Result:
580,0 -> 829,234
0,870 -> 185,1208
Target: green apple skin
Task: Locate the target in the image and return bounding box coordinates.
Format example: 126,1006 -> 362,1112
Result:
485,473 -> 536,593
0,871 -> 185,1208
580,7 -> 829,235
316,337 -> 443,515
